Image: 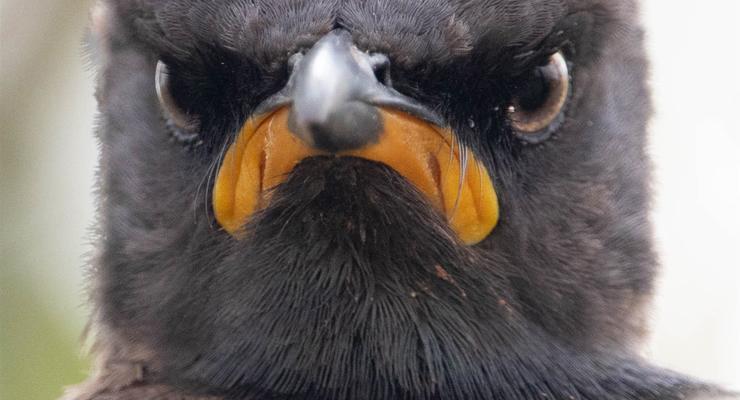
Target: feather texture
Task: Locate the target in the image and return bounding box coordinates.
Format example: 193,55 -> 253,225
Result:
65,1 -> 735,399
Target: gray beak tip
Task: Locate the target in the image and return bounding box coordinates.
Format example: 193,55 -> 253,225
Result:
264,29 -> 444,153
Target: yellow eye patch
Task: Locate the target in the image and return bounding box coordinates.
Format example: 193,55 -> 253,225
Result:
213,108 -> 499,245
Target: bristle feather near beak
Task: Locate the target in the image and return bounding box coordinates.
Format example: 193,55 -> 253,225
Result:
213,107 -> 499,244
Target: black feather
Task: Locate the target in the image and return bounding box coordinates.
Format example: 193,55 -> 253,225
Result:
69,1 -> 734,399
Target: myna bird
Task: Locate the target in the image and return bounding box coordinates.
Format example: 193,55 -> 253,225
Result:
65,1 -> 733,399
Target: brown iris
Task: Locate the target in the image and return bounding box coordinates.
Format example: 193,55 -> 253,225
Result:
509,51 -> 570,141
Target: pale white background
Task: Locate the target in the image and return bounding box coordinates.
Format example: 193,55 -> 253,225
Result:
1,0 -> 738,397
643,1 -> 740,390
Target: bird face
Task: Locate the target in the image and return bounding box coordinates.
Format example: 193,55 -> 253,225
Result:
92,0 -> 667,398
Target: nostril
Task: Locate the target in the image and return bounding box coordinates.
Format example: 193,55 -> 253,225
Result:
369,53 -> 392,87
287,52 -> 304,73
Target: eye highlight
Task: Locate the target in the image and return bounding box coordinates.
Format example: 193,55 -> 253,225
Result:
508,51 -> 570,143
155,61 -> 200,136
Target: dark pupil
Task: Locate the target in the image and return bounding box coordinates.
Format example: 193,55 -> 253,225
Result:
514,67 -> 550,111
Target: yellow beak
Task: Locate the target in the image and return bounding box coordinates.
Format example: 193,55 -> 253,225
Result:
213,107 -> 499,245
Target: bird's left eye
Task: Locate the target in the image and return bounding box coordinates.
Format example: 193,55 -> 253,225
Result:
155,61 -> 200,136
508,51 -> 570,143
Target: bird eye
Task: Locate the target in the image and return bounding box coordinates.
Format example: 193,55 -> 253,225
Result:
155,61 -> 199,133
508,51 -> 570,143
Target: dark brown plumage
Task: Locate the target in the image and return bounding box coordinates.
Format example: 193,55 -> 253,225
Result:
64,1 -> 733,399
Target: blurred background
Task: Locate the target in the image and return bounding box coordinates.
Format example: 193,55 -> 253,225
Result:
1,1 -> 738,399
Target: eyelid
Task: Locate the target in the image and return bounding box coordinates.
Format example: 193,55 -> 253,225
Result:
508,51 -> 571,143
156,61 -> 199,132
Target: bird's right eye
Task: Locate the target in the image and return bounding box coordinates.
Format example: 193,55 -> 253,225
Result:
155,61 -> 199,134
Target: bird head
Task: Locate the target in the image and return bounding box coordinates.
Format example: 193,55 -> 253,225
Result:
88,1 -> 673,398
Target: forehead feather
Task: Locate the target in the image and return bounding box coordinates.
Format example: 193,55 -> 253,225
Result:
113,0 -> 632,67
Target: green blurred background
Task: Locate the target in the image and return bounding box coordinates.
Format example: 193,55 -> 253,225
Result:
2,1 -> 95,399
1,1 -> 738,400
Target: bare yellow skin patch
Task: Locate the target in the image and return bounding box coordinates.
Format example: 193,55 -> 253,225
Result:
213,108 -> 499,245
